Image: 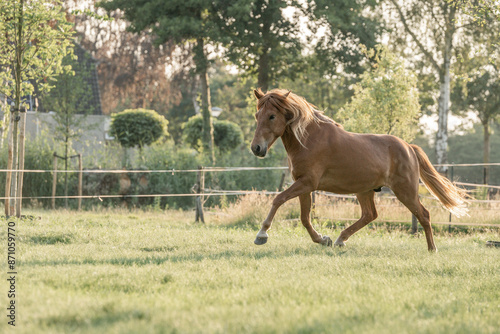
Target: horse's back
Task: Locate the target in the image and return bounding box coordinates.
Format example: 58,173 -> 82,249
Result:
304,124 -> 419,194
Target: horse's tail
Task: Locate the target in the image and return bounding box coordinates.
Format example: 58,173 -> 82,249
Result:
410,144 -> 469,217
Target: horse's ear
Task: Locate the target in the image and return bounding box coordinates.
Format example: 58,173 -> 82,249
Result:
254,89 -> 264,100
284,90 -> 291,99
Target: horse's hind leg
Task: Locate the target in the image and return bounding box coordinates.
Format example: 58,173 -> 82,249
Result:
392,184 -> 437,252
334,191 -> 377,247
299,193 -> 332,246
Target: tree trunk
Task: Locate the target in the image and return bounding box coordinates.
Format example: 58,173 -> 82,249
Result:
9,114 -> 19,217
483,120 -> 490,185
257,3 -> 271,92
0,97 -> 5,149
194,37 -> 215,164
258,50 -> 270,92
15,111 -> 26,217
435,4 -> 455,173
4,113 -> 14,216
435,71 -> 450,172
8,0 -> 25,217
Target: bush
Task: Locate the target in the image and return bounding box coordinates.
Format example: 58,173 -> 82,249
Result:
0,129 -> 287,211
138,140 -> 203,209
182,115 -> 243,152
110,109 -> 168,148
0,134 -> 65,208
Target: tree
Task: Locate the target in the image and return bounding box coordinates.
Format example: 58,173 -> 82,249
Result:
0,0 -> 74,216
338,46 -> 421,142
41,45 -> 97,207
215,0 -> 304,91
99,0 -> 219,164
455,70 -> 500,184
452,3 -> 500,184
452,20 -> 500,184
306,0 -> 382,77
386,0 -> 495,170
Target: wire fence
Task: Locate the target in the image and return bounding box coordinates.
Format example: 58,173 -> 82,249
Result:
2,165 -> 500,228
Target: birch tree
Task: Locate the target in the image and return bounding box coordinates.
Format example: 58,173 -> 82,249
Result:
387,0 -> 480,171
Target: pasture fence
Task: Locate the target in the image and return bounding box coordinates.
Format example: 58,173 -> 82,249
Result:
1,164 -> 500,230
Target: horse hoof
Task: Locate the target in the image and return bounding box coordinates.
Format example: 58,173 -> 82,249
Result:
322,236 -> 333,247
254,236 -> 268,245
334,238 -> 345,247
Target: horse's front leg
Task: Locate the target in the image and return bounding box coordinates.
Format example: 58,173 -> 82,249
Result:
299,193 -> 332,246
254,178 -> 314,245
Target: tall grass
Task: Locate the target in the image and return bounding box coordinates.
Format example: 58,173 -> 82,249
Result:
212,192 -> 500,230
0,208 -> 498,333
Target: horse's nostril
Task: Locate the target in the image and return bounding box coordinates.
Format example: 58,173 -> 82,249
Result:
255,145 -> 261,153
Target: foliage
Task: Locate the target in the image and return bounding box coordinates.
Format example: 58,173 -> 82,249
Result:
306,0 -> 382,77
164,80 -> 198,144
278,55 -> 355,121
110,109 -> 168,148
0,0 -> 74,102
69,1 -> 183,114
138,141 -> 202,209
414,124 -> 500,187
455,0 -> 500,27
213,120 -> 244,153
41,45 -> 97,155
0,133 -> 60,208
339,46 -> 421,142
387,0 -> 500,167
215,0 -> 304,91
0,0 -> 75,216
183,115 -> 243,153
448,123 -> 500,185
98,0 -> 218,162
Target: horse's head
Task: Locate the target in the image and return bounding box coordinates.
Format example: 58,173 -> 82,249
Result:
250,89 -> 291,157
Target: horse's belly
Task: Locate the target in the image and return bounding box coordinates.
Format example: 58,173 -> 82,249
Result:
317,169 -> 384,194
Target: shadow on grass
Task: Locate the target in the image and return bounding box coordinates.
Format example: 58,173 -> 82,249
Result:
42,303 -> 149,330
29,233 -> 74,245
21,244 -> 344,268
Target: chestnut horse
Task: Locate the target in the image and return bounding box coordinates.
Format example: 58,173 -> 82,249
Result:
250,89 -> 468,251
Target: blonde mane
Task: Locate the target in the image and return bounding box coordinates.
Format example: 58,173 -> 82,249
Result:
257,89 -> 336,147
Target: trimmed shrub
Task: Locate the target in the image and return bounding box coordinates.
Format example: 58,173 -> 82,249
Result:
110,109 -> 168,148
182,115 -> 243,152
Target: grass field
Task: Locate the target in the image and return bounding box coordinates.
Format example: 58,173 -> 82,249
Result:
1,206 -> 499,334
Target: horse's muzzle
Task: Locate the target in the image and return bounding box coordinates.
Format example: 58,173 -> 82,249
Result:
251,144 -> 267,157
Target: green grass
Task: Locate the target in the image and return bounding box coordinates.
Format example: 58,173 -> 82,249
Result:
1,209 -> 499,333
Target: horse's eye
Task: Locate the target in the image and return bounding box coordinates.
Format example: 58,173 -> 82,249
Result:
269,115 -> 276,120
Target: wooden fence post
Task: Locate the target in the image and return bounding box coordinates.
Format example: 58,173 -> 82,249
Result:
448,164 -> 454,233
78,154 -> 83,211
411,214 -> 418,234
52,152 -> 58,210
195,166 -> 205,223
278,171 -> 286,192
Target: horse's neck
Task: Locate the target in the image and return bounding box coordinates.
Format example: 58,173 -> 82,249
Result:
281,128 -> 302,157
